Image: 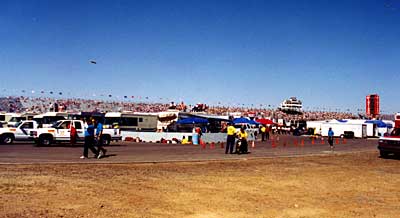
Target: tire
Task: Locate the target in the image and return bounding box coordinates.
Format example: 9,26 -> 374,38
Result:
380,150 -> 389,158
1,134 -> 14,144
101,135 -> 111,145
39,135 -> 53,146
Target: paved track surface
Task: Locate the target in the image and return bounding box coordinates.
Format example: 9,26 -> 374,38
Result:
0,135 -> 379,164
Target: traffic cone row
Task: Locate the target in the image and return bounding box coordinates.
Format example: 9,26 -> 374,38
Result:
266,136 -> 349,148
195,136 -> 349,150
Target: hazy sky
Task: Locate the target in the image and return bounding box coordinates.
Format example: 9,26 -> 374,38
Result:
1,0 -> 399,113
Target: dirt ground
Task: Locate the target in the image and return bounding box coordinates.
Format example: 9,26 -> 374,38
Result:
0,151 -> 399,218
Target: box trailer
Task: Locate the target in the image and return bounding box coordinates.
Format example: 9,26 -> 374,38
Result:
321,123 -> 367,138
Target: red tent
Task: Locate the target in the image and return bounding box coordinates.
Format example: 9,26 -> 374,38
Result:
256,118 -> 274,125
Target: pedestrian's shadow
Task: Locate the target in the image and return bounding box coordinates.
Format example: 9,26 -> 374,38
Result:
379,154 -> 400,160
36,144 -> 126,148
99,154 -> 117,159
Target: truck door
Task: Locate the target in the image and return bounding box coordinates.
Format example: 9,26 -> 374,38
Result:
15,121 -> 35,140
74,121 -> 85,140
362,124 -> 367,138
57,121 -> 71,141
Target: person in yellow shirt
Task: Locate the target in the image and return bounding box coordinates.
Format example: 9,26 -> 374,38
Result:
181,136 -> 189,145
260,125 -> 266,141
237,127 -> 248,154
226,123 -> 237,154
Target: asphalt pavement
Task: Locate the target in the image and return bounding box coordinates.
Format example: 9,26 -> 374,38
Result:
0,135 -> 379,164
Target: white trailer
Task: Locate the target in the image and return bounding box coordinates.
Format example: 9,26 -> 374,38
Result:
321,122 -> 367,138
341,119 -> 377,137
306,121 -> 326,135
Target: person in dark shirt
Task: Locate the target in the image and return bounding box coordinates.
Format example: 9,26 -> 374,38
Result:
80,119 -> 98,159
328,127 -> 334,151
95,119 -> 107,159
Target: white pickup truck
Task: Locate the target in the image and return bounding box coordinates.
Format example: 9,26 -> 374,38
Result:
0,120 -> 39,144
31,120 -> 122,146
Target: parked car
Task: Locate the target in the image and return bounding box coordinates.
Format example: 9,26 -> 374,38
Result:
378,128 -> 400,158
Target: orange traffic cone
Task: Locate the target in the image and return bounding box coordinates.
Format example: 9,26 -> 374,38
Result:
335,138 -> 339,144
220,142 -> 224,148
342,138 -> 347,144
210,142 -> 215,149
301,139 -> 305,147
311,138 -> 315,145
294,139 -> 298,146
320,138 -> 325,144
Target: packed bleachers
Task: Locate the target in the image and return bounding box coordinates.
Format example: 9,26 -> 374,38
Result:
0,96 -> 380,121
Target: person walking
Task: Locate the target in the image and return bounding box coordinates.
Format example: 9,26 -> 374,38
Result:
225,123 -> 236,154
80,119 -> 98,159
328,127 -> 334,151
95,119 -> 107,159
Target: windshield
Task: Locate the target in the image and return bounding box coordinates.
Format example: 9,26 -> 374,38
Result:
104,117 -> 120,125
234,124 -> 247,129
391,129 -> 400,136
51,121 -> 63,128
9,117 -> 23,122
14,121 -> 23,128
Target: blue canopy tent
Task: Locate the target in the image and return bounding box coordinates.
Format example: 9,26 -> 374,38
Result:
365,120 -> 388,128
176,117 -> 209,124
233,118 -> 259,125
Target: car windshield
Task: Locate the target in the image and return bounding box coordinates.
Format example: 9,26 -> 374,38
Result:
14,121 -> 22,128
234,124 -> 247,129
51,121 -> 63,128
391,129 -> 400,136
9,117 -> 23,122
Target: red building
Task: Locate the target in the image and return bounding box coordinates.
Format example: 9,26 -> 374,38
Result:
366,94 -> 380,118
395,113 -> 400,129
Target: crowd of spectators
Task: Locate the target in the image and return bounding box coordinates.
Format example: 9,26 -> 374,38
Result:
0,96 -> 386,121
207,105 -> 356,121
0,96 -> 169,114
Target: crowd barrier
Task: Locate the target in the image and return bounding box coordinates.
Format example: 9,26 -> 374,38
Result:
121,131 -> 228,143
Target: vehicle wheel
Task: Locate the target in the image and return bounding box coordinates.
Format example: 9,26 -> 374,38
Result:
2,134 -> 14,144
380,150 -> 389,158
39,135 -> 53,146
101,136 -> 111,145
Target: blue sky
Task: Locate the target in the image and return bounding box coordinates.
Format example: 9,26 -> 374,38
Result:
1,0 -> 399,113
